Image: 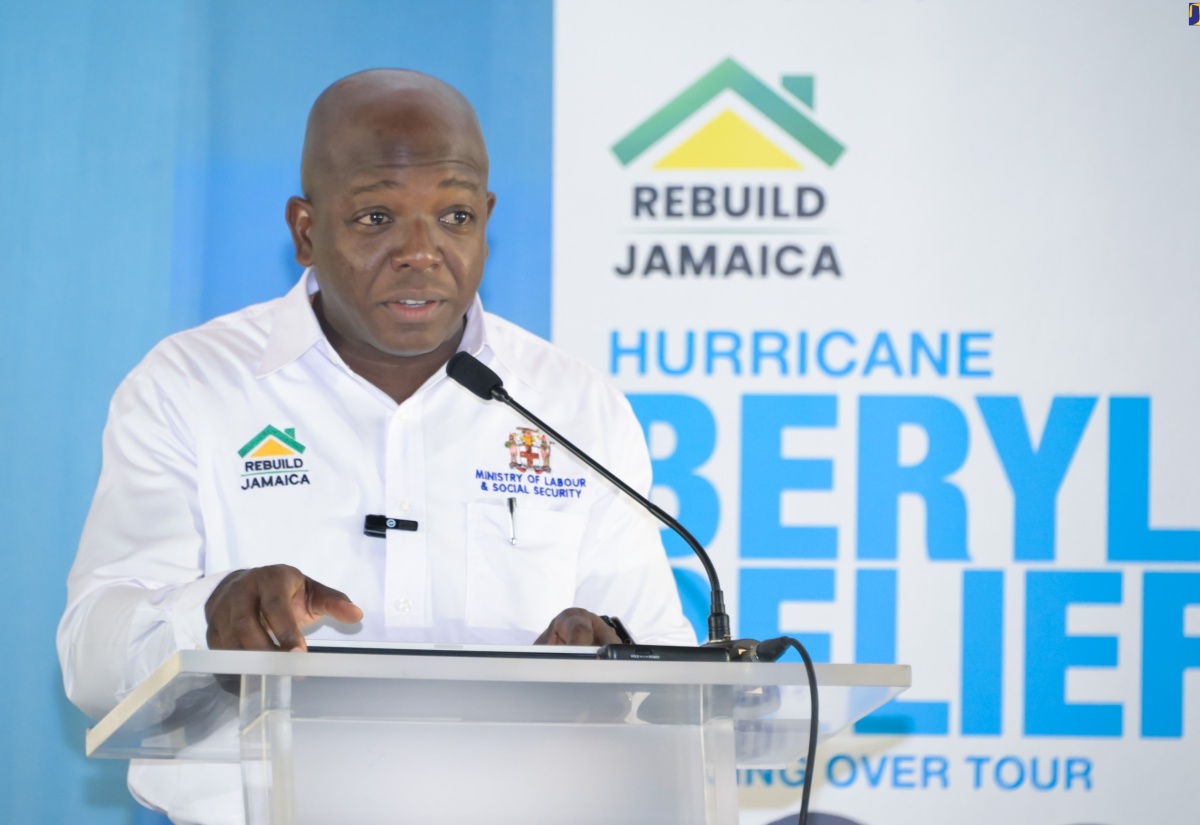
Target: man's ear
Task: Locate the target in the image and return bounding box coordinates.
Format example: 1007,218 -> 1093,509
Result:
286,196 -> 315,266
483,192 -> 497,260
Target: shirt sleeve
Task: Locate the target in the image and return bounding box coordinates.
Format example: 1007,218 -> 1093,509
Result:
56,360 -> 226,721
571,388 -> 698,647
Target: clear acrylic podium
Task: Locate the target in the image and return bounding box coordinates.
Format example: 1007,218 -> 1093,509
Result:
87,649 -> 909,824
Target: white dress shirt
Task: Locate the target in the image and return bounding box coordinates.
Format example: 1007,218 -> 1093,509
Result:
57,270 -> 693,824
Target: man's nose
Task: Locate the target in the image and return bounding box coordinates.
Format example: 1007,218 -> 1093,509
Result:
390,217 -> 440,270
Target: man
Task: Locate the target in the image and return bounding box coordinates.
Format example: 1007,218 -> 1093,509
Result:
58,69 -> 693,823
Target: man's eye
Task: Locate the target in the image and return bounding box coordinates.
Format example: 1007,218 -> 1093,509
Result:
441,210 -> 472,226
356,212 -> 391,226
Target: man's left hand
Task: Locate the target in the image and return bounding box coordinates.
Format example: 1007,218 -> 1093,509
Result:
535,608 -> 622,646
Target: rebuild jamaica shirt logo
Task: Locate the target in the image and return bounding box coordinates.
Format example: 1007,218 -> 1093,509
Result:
238,425 -> 310,490
609,58 -> 846,279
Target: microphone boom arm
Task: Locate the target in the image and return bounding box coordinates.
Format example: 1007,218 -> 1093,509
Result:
490,386 -> 731,644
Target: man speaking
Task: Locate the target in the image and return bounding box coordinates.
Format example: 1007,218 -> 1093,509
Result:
57,69 -> 693,823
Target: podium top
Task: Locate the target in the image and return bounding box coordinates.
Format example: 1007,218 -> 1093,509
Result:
88,649 -> 910,766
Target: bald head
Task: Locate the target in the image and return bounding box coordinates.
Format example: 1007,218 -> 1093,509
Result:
300,69 -> 489,200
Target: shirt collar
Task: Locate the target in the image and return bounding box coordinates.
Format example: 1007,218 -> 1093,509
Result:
458,292 -> 489,359
257,269 -> 324,378
257,268 -> 494,379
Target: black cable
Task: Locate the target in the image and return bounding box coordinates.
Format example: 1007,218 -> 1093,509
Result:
778,636 -> 819,825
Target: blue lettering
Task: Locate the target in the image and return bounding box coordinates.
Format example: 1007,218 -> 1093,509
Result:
1065,757 -> 1093,790
959,331 -> 992,377
610,330 -> 647,375
961,570 -> 1005,735
910,332 -> 948,377
741,395 -> 838,558
670,567 -> 711,645
994,756 -> 1025,790
855,569 -> 950,735
1108,397 -> 1200,561
628,395 -> 718,559
739,568 -> 833,663
857,395 -> 970,560
740,769 -> 773,787
827,755 -> 855,788
1141,572 -> 1200,737
751,331 -> 789,376
892,755 -> 916,789
967,755 -> 988,789
863,332 -> 903,377
780,762 -> 806,787
978,395 -> 1096,561
1030,757 -> 1059,791
1024,571 -> 1122,736
816,330 -> 856,377
822,754 -> 950,788
862,755 -> 887,788
655,330 -> 694,376
923,756 -> 949,789
705,330 -> 742,376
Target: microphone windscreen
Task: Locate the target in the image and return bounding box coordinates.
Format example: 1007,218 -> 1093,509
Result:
446,352 -> 504,400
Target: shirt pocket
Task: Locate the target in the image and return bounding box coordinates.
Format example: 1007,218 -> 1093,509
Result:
465,500 -> 586,638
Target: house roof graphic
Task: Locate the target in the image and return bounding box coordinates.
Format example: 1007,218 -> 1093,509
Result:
611,58 -> 845,169
238,426 -> 306,459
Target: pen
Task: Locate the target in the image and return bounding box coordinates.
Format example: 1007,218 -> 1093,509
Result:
507,496 -> 517,545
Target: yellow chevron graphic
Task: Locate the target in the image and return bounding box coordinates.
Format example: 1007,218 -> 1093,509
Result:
653,109 -> 802,170
250,438 -> 297,458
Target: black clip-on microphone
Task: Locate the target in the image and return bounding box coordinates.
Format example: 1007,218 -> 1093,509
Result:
446,352 -> 820,825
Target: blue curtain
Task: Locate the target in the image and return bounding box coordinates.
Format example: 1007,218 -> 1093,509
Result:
0,2 -> 552,821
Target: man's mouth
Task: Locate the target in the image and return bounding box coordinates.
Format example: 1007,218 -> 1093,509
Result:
383,298 -> 443,319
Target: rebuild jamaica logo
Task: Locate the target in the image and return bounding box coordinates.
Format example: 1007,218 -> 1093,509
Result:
238,425 -> 310,490
610,58 -> 845,280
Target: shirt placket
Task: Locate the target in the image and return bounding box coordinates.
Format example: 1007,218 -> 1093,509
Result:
384,394 -> 428,630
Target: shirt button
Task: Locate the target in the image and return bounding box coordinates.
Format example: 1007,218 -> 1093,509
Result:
400,501 -> 411,512
398,411 -> 409,421
395,598 -> 412,613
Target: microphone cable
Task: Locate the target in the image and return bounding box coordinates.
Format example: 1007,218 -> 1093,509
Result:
753,636 -> 819,825
447,353 -> 822,822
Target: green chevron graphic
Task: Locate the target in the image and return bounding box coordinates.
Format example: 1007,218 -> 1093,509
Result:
238,425 -> 306,458
612,58 -> 845,168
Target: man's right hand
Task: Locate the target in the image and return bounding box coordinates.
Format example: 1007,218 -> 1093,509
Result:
204,564 -> 363,651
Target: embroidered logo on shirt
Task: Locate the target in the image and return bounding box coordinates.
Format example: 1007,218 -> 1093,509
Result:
505,427 -> 552,473
237,425 -> 311,490
474,426 -> 587,499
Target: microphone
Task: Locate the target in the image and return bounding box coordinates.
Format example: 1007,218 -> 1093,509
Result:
448,352 -> 821,825
446,352 -> 731,644
723,637 -> 791,663
446,351 -> 506,401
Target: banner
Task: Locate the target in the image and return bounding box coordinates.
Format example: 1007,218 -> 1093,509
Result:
553,2 -> 1200,823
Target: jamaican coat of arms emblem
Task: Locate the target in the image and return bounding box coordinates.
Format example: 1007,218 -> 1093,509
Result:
505,427 -> 552,473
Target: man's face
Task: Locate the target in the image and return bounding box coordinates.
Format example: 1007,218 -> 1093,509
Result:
287,90 -> 495,361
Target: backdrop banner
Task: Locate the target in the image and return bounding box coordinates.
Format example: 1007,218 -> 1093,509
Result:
552,2 -> 1200,823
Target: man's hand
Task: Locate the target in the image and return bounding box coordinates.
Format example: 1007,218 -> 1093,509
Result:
534,608 -> 622,646
205,565 -> 363,651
